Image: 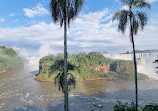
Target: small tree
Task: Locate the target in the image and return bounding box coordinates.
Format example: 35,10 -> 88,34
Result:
49,60 -> 76,93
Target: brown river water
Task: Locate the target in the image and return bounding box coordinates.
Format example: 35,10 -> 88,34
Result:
1,71 -> 158,111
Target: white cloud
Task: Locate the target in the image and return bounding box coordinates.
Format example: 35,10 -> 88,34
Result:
121,5 -> 129,10
0,9 -> 158,56
146,0 -> 158,3
0,18 -> 5,22
23,3 -> 49,18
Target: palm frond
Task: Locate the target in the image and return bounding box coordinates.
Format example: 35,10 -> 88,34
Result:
112,10 -> 122,21
67,73 -> 76,90
67,0 -> 84,26
132,15 -> 139,35
50,0 -> 84,28
120,0 -> 132,5
54,72 -> 65,92
49,59 -> 76,78
113,9 -> 129,34
136,11 -> 148,30
133,0 -> 150,9
153,59 -> 158,63
54,72 -> 76,93
50,0 -> 61,23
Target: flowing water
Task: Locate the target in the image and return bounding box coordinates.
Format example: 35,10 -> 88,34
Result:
1,71 -> 158,111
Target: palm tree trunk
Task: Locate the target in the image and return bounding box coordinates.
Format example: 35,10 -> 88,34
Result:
130,12 -> 138,111
132,36 -> 138,111
64,4 -> 68,111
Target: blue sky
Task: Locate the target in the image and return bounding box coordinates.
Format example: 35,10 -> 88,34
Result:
0,0 -> 158,56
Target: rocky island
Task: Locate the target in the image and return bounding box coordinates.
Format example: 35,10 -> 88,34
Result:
35,52 -> 147,81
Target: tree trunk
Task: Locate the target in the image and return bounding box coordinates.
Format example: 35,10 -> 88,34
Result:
64,19 -> 68,111
64,1 -> 68,110
130,10 -> 138,111
131,35 -> 138,111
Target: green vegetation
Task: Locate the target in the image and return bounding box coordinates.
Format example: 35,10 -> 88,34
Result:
51,60 -> 76,93
142,105 -> 158,111
113,103 -> 158,111
36,52 -> 146,81
0,46 -> 23,74
113,103 -> 135,111
110,60 -> 134,79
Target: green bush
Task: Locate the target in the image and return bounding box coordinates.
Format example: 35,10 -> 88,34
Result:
113,102 -> 135,111
142,105 -> 158,111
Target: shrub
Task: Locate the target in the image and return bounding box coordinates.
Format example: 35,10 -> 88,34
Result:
142,105 -> 158,111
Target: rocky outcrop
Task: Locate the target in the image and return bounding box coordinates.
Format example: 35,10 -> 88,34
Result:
94,65 -> 110,74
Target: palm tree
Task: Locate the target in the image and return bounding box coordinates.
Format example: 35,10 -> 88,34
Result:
112,0 -> 150,110
49,59 -> 76,93
49,0 -> 84,111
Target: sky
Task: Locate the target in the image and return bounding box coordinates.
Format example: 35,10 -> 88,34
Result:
0,0 -> 158,57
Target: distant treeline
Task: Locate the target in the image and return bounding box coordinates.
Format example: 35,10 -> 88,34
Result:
0,46 -> 24,74
36,52 -> 147,81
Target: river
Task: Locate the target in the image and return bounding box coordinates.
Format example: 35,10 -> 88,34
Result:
1,71 -> 158,111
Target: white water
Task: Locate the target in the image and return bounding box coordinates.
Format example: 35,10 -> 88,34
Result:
104,52 -> 158,80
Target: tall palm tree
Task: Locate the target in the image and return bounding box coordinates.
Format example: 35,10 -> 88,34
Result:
112,0 -> 150,110
49,0 -> 84,111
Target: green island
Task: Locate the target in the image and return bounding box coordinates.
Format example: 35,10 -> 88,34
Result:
0,46 -> 24,75
35,52 -> 147,81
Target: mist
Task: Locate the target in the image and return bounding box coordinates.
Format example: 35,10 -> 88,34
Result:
104,52 -> 158,80
15,44 -> 63,72
137,52 -> 158,79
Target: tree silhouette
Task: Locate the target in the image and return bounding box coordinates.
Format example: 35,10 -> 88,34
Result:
153,59 -> 158,74
49,59 -> 76,93
112,0 -> 150,110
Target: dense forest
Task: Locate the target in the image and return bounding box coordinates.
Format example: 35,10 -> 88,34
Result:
36,52 -> 146,81
0,46 -> 24,75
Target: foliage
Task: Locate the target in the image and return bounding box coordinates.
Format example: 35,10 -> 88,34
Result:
50,0 -> 84,27
113,102 -> 136,111
50,59 -> 76,93
112,0 -> 150,36
105,71 -> 118,79
110,60 -> 135,79
142,105 -> 158,111
113,103 -> 158,111
36,52 -> 138,81
0,46 -> 23,74
54,72 -> 76,93
0,46 -> 17,56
